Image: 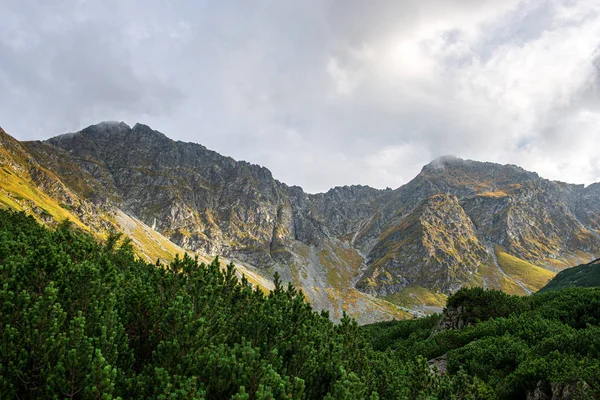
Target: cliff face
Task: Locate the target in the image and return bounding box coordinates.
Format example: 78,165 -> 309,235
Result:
359,157 -> 599,262
358,194 -> 490,296
2,122 -> 599,318
41,122 -> 287,263
0,123 -> 404,323
37,123 -> 388,267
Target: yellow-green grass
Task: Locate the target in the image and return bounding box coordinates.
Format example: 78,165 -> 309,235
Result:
113,213 -> 275,296
112,210 -> 188,263
542,258 -> 574,270
384,286 -> 447,309
0,157 -> 278,297
0,169 -> 181,265
494,246 -> 556,292
362,292 -> 413,320
477,190 -> 509,198
323,287 -> 412,321
498,274 -> 530,295
0,167 -> 88,230
233,265 -> 274,295
474,261 -> 528,296
540,250 -> 599,271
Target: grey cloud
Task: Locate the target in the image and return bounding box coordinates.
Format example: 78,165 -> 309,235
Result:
1,0 -> 599,192
0,0 -> 184,138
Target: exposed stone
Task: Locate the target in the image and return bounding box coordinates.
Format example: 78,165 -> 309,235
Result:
357,194 -> 490,295
527,380 -> 592,400
431,305 -> 469,336
2,121 -> 599,319
428,354 -> 448,375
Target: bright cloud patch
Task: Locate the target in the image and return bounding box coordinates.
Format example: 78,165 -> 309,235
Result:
0,0 -> 598,192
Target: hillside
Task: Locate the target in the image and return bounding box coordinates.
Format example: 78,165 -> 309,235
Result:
2,124 -> 408,323
2,122 -> 600,317
363,286 -> 600,399
357,193 -> 489,295
2,209 -> 599,399
0,209 -> 493,399
540,258 -> 600,292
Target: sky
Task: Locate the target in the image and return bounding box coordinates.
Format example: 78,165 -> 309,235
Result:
1,0 -> 599,193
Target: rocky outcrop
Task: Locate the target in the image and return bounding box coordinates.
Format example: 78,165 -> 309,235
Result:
428,354 -> 448,375
431,305 -> 469,335
0,127 -> 117,234
361,157 -> 600,264
354,157 -> 600,295
36,123 -> 389,267
527,380 -> 591,400
3,123 -> 406,323
357,194 -> 489,295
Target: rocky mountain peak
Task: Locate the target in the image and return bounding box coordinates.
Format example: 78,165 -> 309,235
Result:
358,192 -> 488,295
3,121 -> 599,321
423,155 -> 462,170
422,156 -> 536,182
320,185 -> 385,202
47,122 -> 172,148
131,122 -> 169,139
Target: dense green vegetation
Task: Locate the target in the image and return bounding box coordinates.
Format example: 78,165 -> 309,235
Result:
540,258 -> 600,292
2,209 -> 600,399
365,287 -> 600,398
0,210 -> 490,399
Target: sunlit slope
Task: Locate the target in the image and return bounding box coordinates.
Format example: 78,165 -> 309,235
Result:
0,129 -> 89,230
1,127 -> 185,263
494,245 -> 556,292
2,127 -> 407,321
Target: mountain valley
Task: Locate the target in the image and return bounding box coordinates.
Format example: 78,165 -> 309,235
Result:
2,121 -> 599,323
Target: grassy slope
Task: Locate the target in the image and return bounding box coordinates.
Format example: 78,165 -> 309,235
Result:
1,141 -> 277,294
0,163 -> 88,230
385,286 -> 448,309
112,208 -> 189,263
3,139 -> 407,320
495,246 -> 556,292
0,157 -> 560,319
476,261 -> 529,296
4,129 -> 578,322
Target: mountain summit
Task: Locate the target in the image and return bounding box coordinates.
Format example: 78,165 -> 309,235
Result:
1,122 -> 599,321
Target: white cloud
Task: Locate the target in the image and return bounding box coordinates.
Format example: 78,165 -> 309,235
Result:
0,0 -> 599,192
327,57 -> 361,95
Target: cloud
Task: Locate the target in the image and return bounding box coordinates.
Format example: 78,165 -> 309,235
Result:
0,0 -> 185,138
0,0 -> 599,192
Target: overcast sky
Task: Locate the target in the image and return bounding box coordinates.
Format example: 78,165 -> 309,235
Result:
1,0 -> 599,192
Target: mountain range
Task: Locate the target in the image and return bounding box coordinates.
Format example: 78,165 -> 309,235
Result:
1,121 -> 599,323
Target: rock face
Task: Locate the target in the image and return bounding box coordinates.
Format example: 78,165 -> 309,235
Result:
357,194 -> 489,295
2,121 -> 600,318
527,380 -> 591,400
360,157 -> 599,263
428,354 -> 448,375
37,123 -> 388,267
355,157 -> 600,295
2,123 -> 406,323
431,305 -> 469,335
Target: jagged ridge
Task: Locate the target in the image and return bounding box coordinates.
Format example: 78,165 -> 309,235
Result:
2,121 -> 599,318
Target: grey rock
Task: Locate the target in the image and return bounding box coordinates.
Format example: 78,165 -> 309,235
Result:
18,122 -> 600,308
527,380 -> 592,400
431,305 -> 469,335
